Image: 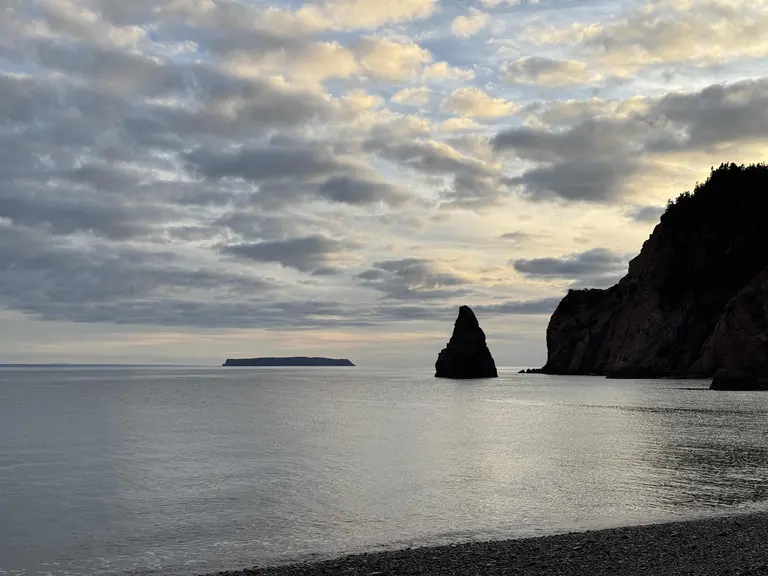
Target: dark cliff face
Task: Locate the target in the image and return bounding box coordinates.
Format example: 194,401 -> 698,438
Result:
542,163 -> 768,378
435,306 -> 498,379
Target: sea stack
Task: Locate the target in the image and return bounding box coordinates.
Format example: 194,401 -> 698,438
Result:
435,305 -> 498,379
536,163 -> 768,386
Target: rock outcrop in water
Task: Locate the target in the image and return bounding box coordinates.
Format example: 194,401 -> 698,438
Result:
539,163 -> 768,388
710,373 -> 768,391
435,306 -> 498,379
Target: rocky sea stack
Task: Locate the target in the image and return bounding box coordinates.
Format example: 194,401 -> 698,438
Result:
540,163 -> 768,388
435,306 -> 498,379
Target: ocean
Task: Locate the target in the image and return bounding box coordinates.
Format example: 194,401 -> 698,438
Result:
2,367 -> 767,576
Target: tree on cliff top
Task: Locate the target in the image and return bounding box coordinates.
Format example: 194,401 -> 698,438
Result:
664,162 -> 768,218
660,162 -> 768,305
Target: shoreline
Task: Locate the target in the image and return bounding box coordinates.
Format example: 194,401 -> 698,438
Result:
210,512 -> 768,576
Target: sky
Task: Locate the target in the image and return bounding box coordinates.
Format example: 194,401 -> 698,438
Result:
2,0 -> 768,366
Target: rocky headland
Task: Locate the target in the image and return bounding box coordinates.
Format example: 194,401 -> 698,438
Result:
435,306 -> 498,379
539,163 -> 768,390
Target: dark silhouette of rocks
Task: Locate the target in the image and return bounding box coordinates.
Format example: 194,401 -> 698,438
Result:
435,306 -> 498,379
710,371 -> 768,391
518,368 -> 544,374
223,357 -> 354,367
538,163 -> 768,386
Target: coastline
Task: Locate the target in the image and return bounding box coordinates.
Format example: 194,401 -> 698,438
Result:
209,512 -> 768,576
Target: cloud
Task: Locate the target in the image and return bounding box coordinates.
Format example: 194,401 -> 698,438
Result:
298,0 -> 438,30
513,247 -> 629,285
90,0 -> 436,38
494,77 -> 768,203
586,0 -> 768,70
359,258 -> 471,300
528,97 -> 649,127
505,158 -> 642,203
317,176 -> 410,206
0,193 -> 174,241
7,0 -> 151,48
358,269 -> 386,281
647,79 -> 768,152
311,267 -> 342,276
365,136 -> 508,208
357,36 -> 432,80
481,0 -> 522,6
625,205 -> 666,223
499,231 -> 533,244
186,142 -> 409,208
438,118 -> 482,132
451,9 -> 489,38
221,235 -> 349,272
96,0 -> 316,49
422,61 -> 475,81
214,213 -> 303,242
501,57 -> 592,87
0,223 -> 479,330
474,297 -> 561,315
525,0 -> 768,73
0,215 -> 547,331
370,296 -> 559,323
494,104 -> 660,204
186,145 -> 339,182
492,118 -> 646,163
391,86 -> 432,106
341,88 -> 385,112
8,45 -> 334,145
223,41 -> 360,82
443,87 -> 518,118
0,222 -> 288,326
493,115 -> 648,202
442,172 -> 509,209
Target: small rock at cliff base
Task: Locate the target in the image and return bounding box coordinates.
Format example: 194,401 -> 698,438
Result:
435,305 -> 498,379
710,370 -> 768,391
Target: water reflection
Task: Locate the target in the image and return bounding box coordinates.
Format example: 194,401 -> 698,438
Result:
640,441 -> 768,508
2,369 -> 768,576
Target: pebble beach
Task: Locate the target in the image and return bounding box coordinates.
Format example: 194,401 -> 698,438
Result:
211,513 -> 768,576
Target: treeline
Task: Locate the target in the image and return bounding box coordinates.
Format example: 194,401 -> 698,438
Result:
659,162 -> 768,306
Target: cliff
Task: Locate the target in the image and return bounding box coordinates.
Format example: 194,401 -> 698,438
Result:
223,357 -> 355,367
435,305 -> 498,379
541,163 -> 768,384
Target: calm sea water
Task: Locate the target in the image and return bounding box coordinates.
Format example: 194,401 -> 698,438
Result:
2,367 -> 768,576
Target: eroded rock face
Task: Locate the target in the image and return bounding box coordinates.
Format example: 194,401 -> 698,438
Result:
435,306 -> 498,379
691,267 -> 768,379
540,163 -> 768,383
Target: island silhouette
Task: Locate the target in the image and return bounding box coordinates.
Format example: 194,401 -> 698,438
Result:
223,357 -> 355,367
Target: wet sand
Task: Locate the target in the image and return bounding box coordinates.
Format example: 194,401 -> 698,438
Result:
210,513 -> 768,576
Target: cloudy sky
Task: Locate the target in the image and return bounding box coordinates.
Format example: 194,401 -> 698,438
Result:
1,0 -> 767,366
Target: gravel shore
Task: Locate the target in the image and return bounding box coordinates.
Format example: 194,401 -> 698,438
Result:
211,513 -> 768,576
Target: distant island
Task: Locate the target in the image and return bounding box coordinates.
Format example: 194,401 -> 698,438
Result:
222,357 -> 355,367
537,163 -> 768,390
